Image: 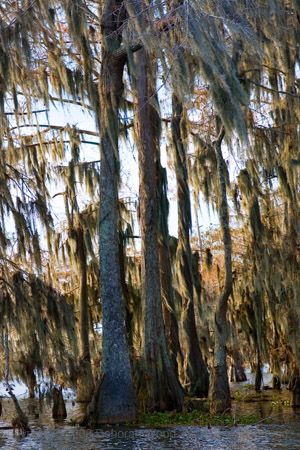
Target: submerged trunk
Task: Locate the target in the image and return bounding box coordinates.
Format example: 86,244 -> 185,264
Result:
76,220 -> 95,403
133,48 -> 184,411
88,1 -> 137,425
209,128 -> 232,413
171,94 -> 209,398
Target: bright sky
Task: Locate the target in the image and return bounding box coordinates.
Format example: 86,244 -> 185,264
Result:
52,100 -> 219,238
8,93 -> 219,247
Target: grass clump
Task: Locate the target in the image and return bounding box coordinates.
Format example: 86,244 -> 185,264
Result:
135,411 -> 260,427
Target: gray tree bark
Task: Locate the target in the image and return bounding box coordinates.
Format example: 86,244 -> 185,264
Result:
209,128 -> 232,413
75,218 -> 95,403
229,348 -> 247,382
133,48 -> 184,411
158,238 -> 183,377
171,94 -> 209,398
88,0 -> 137,424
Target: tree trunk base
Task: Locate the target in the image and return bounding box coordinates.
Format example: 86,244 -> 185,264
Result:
291,375 -> 300,406
182,307 -> 210,399
87,371 -> 137,425
255,363 -> 262,391
185,368 -> 209,399
145,364 -> 184,413
229,351 -> 247,382
28,369 -> 36,399
11,417 -> 31,434
209,365 -> 231,414
52,385 -> 67,420
230,363 -> 247,382
272,376 -> 281,390
76,358 -> 95,403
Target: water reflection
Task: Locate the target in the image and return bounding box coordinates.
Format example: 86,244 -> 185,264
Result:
0,394 -> 300,449
1,423 -> 300,450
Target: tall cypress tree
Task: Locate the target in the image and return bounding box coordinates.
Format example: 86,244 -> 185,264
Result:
88,0 -> 137,424
171,95 -> 210,398
132,47 -> 184,411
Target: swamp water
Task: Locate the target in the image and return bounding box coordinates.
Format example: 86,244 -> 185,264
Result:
2,423 -> 300,450
0,395 -> 300,450
1,368 -> 300,450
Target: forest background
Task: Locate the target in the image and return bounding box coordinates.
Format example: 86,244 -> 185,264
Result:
0,0 -> 300,426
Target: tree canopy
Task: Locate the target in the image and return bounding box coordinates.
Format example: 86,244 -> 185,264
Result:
1,0 -> 300,424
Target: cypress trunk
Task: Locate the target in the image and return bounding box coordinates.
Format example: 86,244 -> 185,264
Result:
52,385 -> 67,420
291,368 -> 300,406
292,378 -> 300,407
272,376 -> 281,390
158,238 -> 183,377
88,1 -> 137,424
209,128 -> 232,413
229,348 -> 247,382
76,220 -> 95,403
133,48 -> 184,412
118,231 -> 134,353
270,329 -> 281,390
24,360 -> 37,399
171,94 -> 209,398
156,109 -> 182,377
255,350 -> 263,391
27,366 -> 36,399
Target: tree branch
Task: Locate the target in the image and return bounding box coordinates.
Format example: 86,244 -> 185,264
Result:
113,42 -> 143,60
249,79 -> 300,99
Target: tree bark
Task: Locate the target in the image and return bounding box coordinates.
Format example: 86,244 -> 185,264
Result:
270,327 -> 281,390
255,350 -> 263,391
171,94 -> 209,398
229,348 -> 247,382
272,376 -> 281,390
209,128 -> 232,413
292,377 -> 300,406
52,385 -> 67,420
75,219 -> 95,403
133,48 -> 184,412
156,103 -> 182,378
27,366 -> 36,399
290,368 -> 300,406
158,239 -> 183,377
88,0 -> 137,424
118,231 -> 134,353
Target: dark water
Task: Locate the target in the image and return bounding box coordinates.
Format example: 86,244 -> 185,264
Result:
2,423 -> 300,450
1,392 -> 300,450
